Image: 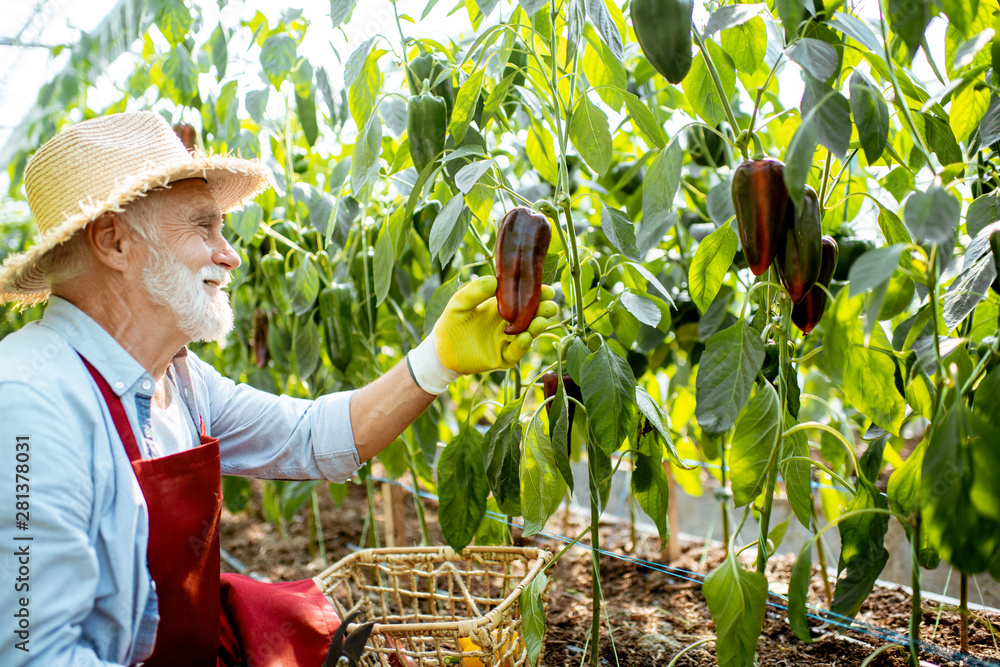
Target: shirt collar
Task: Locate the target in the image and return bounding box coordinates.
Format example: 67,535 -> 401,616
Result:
38,296 -> 183,397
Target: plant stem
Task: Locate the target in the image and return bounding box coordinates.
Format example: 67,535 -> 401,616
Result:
909,511 -> 922,667
961,571 -> 970,653
589,449 -> 602,667
691,30 -> 746,161
756,298 -> 791,573
311,488 -> 327,566
403,445 -> 431,546
364,472 -> 381,549
720,440 -> 730,557
818,149 -> 833,217
811,507 -> 834,606
562,203 -> 588,333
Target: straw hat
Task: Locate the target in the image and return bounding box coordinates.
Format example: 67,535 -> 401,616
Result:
0,111 -> 274,305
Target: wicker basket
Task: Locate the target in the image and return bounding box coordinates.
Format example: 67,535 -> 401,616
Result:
313,546 -> 552,667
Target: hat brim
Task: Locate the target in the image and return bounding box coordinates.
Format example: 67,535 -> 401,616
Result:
0,154 -> 273,306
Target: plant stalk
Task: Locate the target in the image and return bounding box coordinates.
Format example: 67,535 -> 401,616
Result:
589,449 -> 602,667
691,30 -> 746,161
720,440 -> 730,557
756,298 -> 791,573
961,571 -> 970,653
311,488 -> 327,566
909,511 -> 922,667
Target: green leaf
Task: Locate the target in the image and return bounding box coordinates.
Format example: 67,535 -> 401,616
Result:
260,34 -> 298,87
966,191 -> 1000,238
293,318 -> 321,380
847,244 -> 904,298
849,69 -> 889,164
788,545 -> 814,642
483,396 -> 524,515
208,24 -> 228,78
455,159 -> 494,194
622,92 -> 666,149
688,223 -> 738,313
581,24 -> 626,111
703,553 -> 768,667
632,451 -> 671,543
942,0 -> 979,35
642,139 -> 682,235
729,383 -> 780,507
294,66 -> 319,147
635,386 -> 681,464
922,405 -> 1000,573
904,184 -> 960,245
827,13 -> 882,53
620,291 -> 660,327
774,0 -> 803,42
581,343 -> 637,454
448,67 -> 485,144
521,417 -> 567,536
683,39 -> 736,126
526,123 -> 559,185
585,0 -> 625,63
350,111 -> 382,198
429,194 -> 467,265
156,0 -> 192,47
347,44 -> 382,129
706,4 -> 766,36
696,321 -> 766,436
289,255 -> 320,316
600,203 -> 640,261
222,475 -> 251,513
343,36 -> 377,90
801,75 -> 852,159
785,38 -> 838,81
373,226 -> 394,306
230,204 -> 263,244
887,438 -> 941,569
519,572 -> 548,667
783,108 -> 820,210
245,88 -> 269,125
831,483 -> 890,618
569,94 -> 614,176
160,45 -> 199,105
330,0 -> 357,29
721,17 -> 767,74
951,81 -> 990,143
438,424 -> 489,551
781,411 -> 812,528
549,378 -> 575,490
566,337 -> 590,385
887,0 -> 931,59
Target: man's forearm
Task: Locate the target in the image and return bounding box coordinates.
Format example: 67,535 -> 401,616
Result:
349,360 -> 437,463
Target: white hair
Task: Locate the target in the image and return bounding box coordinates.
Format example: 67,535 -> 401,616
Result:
42,191 -> 163,288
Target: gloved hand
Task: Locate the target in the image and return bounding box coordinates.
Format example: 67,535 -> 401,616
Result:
406,276 -> 558,394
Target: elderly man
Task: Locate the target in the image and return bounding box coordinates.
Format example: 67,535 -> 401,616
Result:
0,111 -> 556,666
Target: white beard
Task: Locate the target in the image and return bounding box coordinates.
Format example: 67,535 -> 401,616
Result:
142,247 -> 235,342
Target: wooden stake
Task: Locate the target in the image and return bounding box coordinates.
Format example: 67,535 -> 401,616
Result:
382,482 -> 409,548
663,462 -> 682,561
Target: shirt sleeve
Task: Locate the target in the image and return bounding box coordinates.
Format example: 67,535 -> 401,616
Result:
0,383 -> 127,666
185,352 -> 360,482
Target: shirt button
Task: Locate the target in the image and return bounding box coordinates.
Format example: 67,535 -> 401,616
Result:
114,382 -> 124,390
142,381 -> 151,390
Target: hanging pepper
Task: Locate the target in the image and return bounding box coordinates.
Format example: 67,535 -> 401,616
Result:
687,124 -> 729,168
172,122 -> 196,153
543,373 -> 582,453
251,308 -> 269,368
631,0 -> 694,84
792,236 -> 839,334
413,200 -> 442,243
319,284 -> 354,371
831,236 -> 875,282
405,53 -> 455,121
731,157 -> 792,276
777,185 -> 823,304
407,83 -> 448,174
494,207 -> 552,335
351,249 -> 378,334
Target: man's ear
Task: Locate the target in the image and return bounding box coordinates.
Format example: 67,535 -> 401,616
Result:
86,211 -> 136,273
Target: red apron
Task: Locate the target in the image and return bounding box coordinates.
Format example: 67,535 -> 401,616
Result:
81,357 -> 339,667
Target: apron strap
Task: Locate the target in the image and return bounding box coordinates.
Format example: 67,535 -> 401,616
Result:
79,355 -> 144,463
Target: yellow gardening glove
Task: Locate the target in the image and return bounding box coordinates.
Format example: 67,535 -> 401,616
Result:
435,276 -> 557,374
405,276 -> 557,394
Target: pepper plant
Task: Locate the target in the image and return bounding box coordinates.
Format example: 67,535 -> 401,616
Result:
3,0 -> 1000,666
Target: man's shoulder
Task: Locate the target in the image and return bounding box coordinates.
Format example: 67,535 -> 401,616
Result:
0,320 -> 81,386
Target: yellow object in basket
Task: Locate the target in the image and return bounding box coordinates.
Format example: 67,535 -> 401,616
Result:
458,632 -> 520,667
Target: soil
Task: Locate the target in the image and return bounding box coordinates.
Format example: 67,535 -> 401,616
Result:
220,479 -> 1000,667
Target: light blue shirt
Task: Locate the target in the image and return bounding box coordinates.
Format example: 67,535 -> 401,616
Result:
0,297 -> 358,665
